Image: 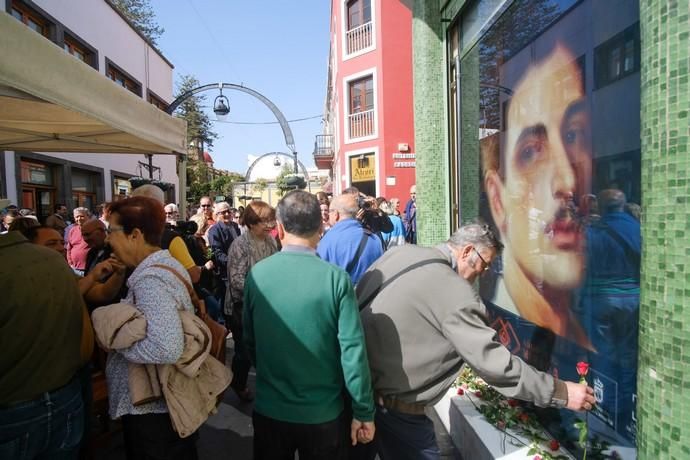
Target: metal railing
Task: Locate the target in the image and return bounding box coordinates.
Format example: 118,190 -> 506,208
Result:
313,134 -> 334,157
346,22 -> 373,55
348,109 -> 375,139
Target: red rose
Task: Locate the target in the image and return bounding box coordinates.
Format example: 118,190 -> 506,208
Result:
475,391 -> 482,398
549,439 -> 560,451
456,388 -> 464,396
576,362 -> 589,377
507,399 -> 519,407
518,413 -> 529,423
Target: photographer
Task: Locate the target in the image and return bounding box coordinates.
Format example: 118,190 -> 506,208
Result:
343,187 -> 393,235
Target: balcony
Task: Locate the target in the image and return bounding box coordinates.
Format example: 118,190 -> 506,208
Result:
346,22 -> 373,55
348,109 -> 375,140
313,134 -> 334,169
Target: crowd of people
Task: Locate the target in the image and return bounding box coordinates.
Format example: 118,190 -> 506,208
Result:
0,184 -> 596,460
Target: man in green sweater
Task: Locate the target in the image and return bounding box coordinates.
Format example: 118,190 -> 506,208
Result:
244,190 -> 375,460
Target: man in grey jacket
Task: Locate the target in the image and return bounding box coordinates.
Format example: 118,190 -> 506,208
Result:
355,223 -> 596,459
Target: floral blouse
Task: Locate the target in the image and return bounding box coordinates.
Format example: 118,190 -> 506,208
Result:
224,232 -> 277,314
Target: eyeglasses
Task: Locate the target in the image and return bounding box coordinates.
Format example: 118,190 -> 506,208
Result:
218,209 -> 231,214
106,226 -> 124,235
200,204 -> 212,208
473,247 -> 490,272
261,220 -> 276,228
165,212 -> 175,216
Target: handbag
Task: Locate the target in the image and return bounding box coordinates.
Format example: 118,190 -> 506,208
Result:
152,264 -> 227,365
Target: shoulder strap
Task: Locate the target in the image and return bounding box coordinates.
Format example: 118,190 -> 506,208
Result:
151,263 -> 207,316
357,258 -> 449,310
346,228 -> 372,273
600,224 -> 640,269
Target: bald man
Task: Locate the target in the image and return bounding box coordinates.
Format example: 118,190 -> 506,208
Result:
82,219 -> 109,275
317,193 -> 383,285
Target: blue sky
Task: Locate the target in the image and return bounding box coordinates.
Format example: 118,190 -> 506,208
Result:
150,0 -> 331,174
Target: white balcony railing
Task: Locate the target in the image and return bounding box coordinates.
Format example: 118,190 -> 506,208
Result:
346,21 -> 373,55
348,109 -> 375,139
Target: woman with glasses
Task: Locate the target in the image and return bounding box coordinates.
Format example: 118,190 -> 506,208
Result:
102,196 -> 199,459
225,200 -> 278,401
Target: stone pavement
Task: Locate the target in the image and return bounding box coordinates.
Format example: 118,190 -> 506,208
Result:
95,338 -> 460,459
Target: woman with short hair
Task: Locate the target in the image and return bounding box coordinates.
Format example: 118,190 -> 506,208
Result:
104,196 -> 198,459
225,200 -> 278,401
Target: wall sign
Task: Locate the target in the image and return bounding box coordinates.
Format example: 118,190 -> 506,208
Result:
392,152 -> 416,168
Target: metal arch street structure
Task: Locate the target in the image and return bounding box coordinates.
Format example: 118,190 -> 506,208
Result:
167,82 -> 298,215
166,82 -> 296,154
244,152 -> 309,181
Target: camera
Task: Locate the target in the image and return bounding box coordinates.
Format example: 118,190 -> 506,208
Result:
357,196 -> 372,210
172,220 -> 198,235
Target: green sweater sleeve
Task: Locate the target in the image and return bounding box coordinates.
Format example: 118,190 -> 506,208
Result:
243,273 -> 256,365
337,275 -> 376,422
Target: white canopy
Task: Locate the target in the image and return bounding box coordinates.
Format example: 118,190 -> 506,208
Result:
0,12 -> 186,155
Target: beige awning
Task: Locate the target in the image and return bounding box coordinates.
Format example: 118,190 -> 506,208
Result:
0,12 -> 186,154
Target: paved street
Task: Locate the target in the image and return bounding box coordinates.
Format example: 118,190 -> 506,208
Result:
95,338 -> 460,459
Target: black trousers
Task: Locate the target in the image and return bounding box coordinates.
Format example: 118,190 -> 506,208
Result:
225,307 -> 251,391
121,413 -> 198,460
252,411 -> 349,460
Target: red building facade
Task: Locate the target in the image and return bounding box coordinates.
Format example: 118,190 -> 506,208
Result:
314,0 -> 415,200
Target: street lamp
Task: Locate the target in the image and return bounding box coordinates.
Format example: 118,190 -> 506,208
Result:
213,86 -> 230,121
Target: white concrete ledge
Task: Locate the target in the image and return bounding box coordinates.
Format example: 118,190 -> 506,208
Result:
433,389 -> 636,460
433,389 -> 563,460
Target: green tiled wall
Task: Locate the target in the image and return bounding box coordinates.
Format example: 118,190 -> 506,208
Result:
458,45 -> 480,222
412,0 -> 451,245
637,0 -> 690,458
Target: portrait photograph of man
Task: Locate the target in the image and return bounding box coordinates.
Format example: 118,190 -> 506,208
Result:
480,43 -> 592,349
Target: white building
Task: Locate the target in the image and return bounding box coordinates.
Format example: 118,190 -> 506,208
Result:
0,0 -> 183,221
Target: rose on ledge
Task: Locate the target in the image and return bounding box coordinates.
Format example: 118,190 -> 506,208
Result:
574,361 -> 590,460
454,365 -> 617,460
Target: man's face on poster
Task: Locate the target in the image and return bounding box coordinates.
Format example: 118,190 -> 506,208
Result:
488,45 -> 591,289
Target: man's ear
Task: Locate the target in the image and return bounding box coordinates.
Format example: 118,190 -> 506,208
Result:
485,170 -> 506,233
460,244 -> 473,261
276,221 -> 286,241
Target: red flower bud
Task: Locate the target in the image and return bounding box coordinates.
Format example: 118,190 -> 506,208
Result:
475,391 -> 482,398
456,388 -> 464,396
549,439 -> 560,451
576,362 -> 589,377
533,456 -> 542,460
497,420 -> 506,430
518,412 -> 529,423
507,399 -> 519,407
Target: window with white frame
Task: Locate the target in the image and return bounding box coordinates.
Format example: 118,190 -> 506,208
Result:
347,75 -> 375,139
344,0 -> 373,56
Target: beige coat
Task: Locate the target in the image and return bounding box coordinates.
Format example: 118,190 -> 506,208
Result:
93,302 -> 232,438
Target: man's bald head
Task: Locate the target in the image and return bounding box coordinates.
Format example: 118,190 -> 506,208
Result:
131,184 -> 165,204
598,189 -> 626,214
81,218 -> 106,249
330,194 -> 358,220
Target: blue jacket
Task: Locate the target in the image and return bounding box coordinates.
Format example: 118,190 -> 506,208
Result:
207,220 -> 240,281
317,218 -> 383,285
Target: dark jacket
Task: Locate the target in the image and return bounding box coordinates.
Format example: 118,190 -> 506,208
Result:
207,221 -> 240,281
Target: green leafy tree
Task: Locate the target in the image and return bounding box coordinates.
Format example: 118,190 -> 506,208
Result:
174,74 -> 218,149
253,178 -> 269,195
174,74 -> 220,205
210,173 -> 244,198
109,0 -> 164,45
